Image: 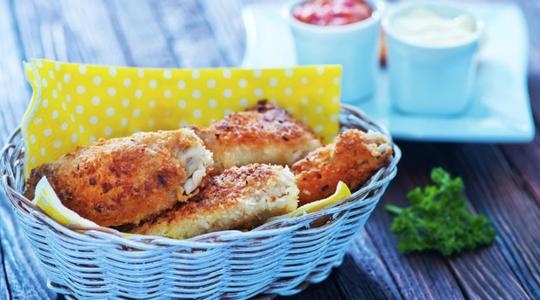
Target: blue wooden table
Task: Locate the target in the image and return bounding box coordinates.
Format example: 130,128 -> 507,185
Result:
0,0 -> 539,299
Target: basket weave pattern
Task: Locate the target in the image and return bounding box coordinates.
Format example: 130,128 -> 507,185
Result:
1,105 -> 400,299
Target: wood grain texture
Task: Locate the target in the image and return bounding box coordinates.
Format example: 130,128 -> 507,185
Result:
0,0 -> 539,299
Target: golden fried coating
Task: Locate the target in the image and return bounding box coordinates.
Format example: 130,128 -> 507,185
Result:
131,163 -> 298,239
292,129 -> 392,205
25,129 -> 213,227
194,100 -> 321,173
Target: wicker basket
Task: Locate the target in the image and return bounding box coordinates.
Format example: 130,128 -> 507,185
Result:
1,105 -> 400,299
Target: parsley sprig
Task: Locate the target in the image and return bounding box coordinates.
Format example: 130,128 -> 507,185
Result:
386,168 -> 496,256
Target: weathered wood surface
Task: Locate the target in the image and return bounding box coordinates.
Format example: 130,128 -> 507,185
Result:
0,0 -> 538,299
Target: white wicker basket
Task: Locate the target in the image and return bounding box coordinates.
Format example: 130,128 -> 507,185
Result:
1,105 -> 400,299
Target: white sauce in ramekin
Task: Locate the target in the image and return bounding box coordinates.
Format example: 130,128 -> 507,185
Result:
391,8 -> 477,47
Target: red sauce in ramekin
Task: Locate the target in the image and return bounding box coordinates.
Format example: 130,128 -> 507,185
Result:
292,0 -> 373,26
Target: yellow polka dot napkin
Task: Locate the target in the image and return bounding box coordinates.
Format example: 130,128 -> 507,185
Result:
22,59 -> 342,179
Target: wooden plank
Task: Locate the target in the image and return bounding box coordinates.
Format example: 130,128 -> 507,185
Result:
154,0 -> 227,67
105,0 -> 178,67
391,142 -> 535,299
285,231 -> 402,300
367,179 -> 466,300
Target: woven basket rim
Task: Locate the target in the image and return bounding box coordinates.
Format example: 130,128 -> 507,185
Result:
1,104 -> 401,249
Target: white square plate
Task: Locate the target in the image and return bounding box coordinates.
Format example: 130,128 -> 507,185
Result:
241,1 -> 535,142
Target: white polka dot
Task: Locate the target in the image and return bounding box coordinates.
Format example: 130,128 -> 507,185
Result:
89,116 -> 98,124
79,125 -> 85,133
122,98 -> 130,107
57,82 -> 62,90
239,98 -> 248,107
137,69 -> 144,78
61,122 -> 68,130
254,89 -> 263,97
89,136 -> 96,144
93,76 -> 101,85
317,66 -> 324,74
164,70 -> 172,79
52,90 -> 58,99
135,89 -> 142,98
41,78 -> 48,87
29,135 -> 36,144
70,114 -> 76,122
92,96 -> 100,105
193,109 -> 201,118
121,118 -> 128,127
223,69 -> 231,78
208,99 -> 216,108
178,99 -> 186,108
66,94 -> 72,102
223,89 -> 232,98
71,134 -> 78,142
238,79 -> 247,88
64,74 -> 71,83
192,90 -> 201,99
178,120 -> 187,127
104,127 -> 112,136
177,80 -> 186,89
61,102 -> 67,110
302,117 -> 308,123
77,85 -> 85,94
124,78 -> 131,87
331,114 -> 339,122
333,77 -> 341,85
285,69 -> 293,77
224,109 -> 233,116
42,99 -> 49,108
287,107 -> 295,114
269,98 -> 277,105
301,77 -> 309,85
76,105 -> 84,114
31,157 -> 36,164
316,106 -> 323,113
51,110 -> 59,119
53,141 -> 62,149
79,65 -> 87,74
43,129 -> 52,136
318,87 -> 325,95
40,148 -> 46,156
253,70 -> 262,77
332,96 -> 339,103
55,62 -> 60,71
207,79 -> 216,88
149,80 -> 157,89
48,70 -> 55,79
301,97 -> 309,105
164,89 -> 172,98
148,100 -> 156,108
315,125 -> 323,133
106,107 -> 115,116
109,67 -> 117,76
108,87 -> 116,96
192,70 -> 200,79
36,60 -> 43,68
132,109 -> 141,117
148,120 -> 155,127
269,78 -> 278,86
34,118 -> 42,125
285,88 -> 293,96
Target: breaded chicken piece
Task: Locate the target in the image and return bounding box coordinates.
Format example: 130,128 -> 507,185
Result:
292,129 -> 392,205
131,164 -> 298,239
25,129 -> 213,227
194,100 -> 321,173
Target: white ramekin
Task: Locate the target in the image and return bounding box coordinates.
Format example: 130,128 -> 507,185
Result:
286,0 -> 384,103
382,2 -> 483,115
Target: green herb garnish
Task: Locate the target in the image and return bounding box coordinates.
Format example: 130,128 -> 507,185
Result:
386,168 -> 496,256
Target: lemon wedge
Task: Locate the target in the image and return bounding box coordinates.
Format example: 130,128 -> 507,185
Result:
269,181 -> 352,222
33,177 -> 99,228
